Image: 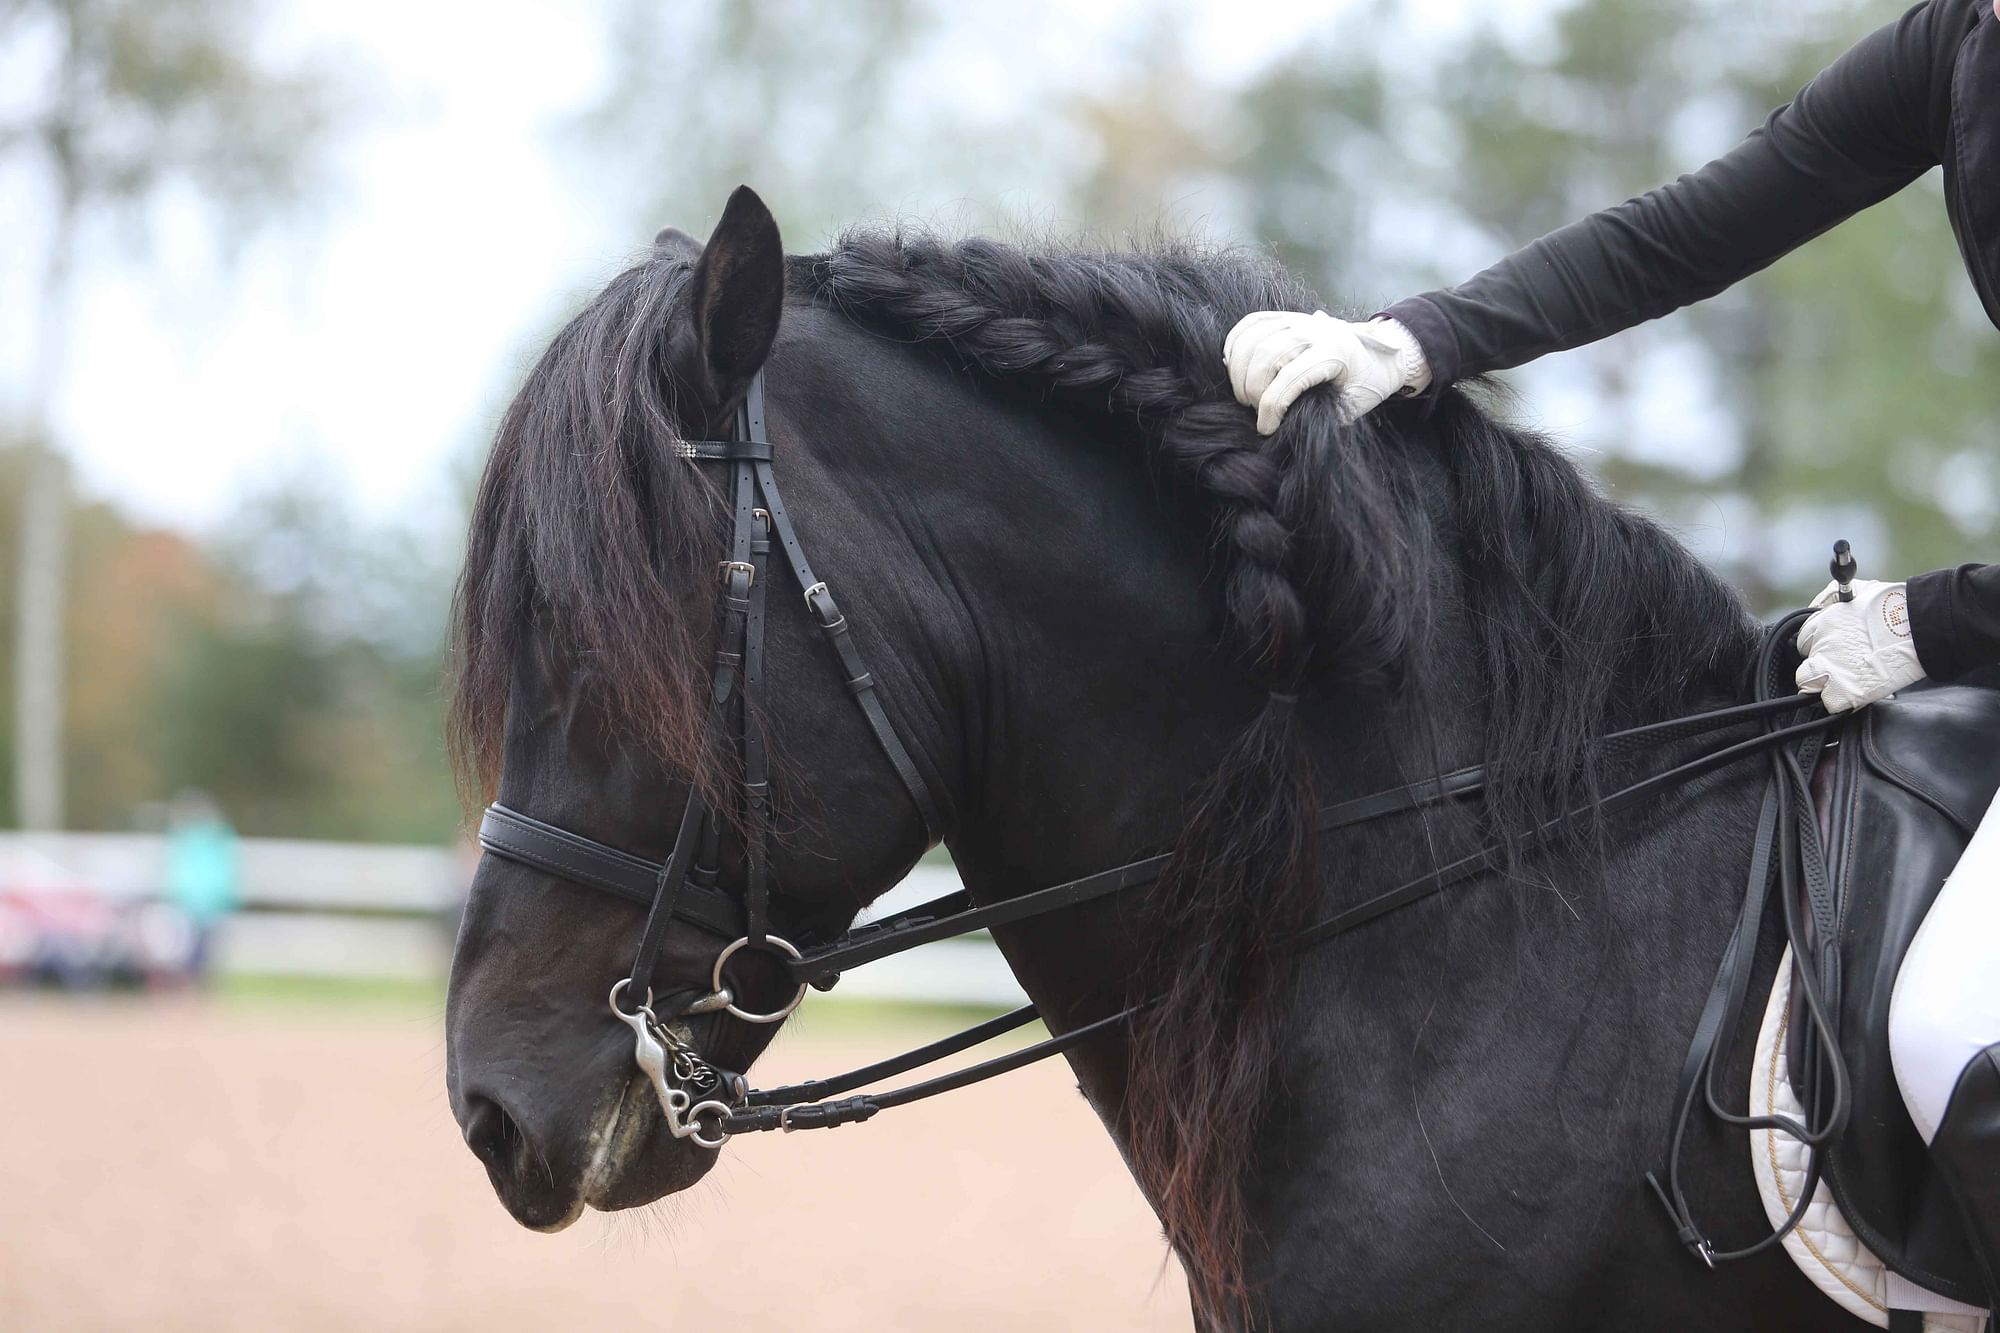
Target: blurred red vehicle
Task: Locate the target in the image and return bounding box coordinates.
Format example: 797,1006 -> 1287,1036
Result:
0,847 -> 192,988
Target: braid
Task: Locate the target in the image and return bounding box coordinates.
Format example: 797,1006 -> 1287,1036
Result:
814,231 -> 1355,1327
818,235 -> 1318,687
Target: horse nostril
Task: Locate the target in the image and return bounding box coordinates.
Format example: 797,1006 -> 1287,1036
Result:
462,1094 -> 516,1167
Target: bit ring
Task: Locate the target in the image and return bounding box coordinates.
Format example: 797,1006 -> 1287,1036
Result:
685,1100 -> 733,1150
609,978 -> 652,1018
711,935 -> 808,1023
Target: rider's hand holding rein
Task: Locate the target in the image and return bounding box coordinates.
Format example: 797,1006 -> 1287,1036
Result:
1224,312 -> 1431,433
1795,578 -> 1927,712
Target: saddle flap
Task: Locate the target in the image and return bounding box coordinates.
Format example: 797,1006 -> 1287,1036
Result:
1816,677 -> 2000,1306
1862,671 -> 2000,836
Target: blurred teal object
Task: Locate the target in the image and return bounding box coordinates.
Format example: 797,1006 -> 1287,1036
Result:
167,795 -> 239,925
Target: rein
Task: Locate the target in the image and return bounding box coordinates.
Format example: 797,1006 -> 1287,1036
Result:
482,690 -> 1832,1138
472,367 -> 1843,1258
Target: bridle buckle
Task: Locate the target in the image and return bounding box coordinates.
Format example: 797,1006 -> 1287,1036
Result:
718,560 -> 757,587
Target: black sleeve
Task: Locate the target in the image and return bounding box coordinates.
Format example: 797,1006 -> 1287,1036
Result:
1908,563 -> 2000,681
1382,0 -> 1965,387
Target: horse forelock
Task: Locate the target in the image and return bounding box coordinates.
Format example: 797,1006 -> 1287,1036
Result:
448,253 -> 726,813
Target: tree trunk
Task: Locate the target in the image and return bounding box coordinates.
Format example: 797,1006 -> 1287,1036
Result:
13,176 -> 77,831
13,5 -> 84,832
14,447 -> 68,831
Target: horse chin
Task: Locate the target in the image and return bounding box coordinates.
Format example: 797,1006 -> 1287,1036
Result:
484,1161 -> 587,1234
578,1077 -> 720,1214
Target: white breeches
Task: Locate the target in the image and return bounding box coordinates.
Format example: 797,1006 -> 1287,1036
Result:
1890,786 -> 2000,1144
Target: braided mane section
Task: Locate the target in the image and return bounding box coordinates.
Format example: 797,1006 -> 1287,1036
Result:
808,231 -> 1426,1327
808,233 -> 1427,685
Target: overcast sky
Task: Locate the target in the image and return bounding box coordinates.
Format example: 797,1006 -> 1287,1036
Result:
0,0 -> 1568,533
4,1 -> 622,530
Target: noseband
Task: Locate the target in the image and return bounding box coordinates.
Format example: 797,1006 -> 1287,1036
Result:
474,367 -> 1846,1270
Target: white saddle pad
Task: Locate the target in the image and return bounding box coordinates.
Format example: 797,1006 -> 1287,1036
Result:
1750,946 -> 1988,1330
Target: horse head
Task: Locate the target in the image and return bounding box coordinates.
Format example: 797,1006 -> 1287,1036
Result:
443,188 -> 955,1227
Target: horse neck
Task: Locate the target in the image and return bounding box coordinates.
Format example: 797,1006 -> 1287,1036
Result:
1238,444 -> 1774,1314
773,320 -> 1277,1117
788,317 -> 1769,1196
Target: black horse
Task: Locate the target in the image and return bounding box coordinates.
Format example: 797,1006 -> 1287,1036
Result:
444,187 -> 1859,1330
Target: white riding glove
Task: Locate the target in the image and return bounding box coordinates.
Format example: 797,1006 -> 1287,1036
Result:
1795,578 -> 1927,712
1223,311 -> 1432,434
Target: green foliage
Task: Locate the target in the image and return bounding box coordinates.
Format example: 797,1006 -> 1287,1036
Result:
3,0 -> 342,834
1,0 -> 334,241
216,971 -> 447,1015
1428,0 -> 2000,605
582,0 -> 1999,618
0,446 -> 460,839
1083,0 -> 1999,609
578,0 -> 946,244
145,475 -> 462,843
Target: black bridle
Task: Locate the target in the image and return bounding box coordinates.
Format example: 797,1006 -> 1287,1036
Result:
474,369 -> 1847,1264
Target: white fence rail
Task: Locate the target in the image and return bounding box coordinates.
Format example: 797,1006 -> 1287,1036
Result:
0,832 -> 1026,1008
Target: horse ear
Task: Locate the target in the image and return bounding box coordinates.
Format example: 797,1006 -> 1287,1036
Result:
686,186 -> 784,411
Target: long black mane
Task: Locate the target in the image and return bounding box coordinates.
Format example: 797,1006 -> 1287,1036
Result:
450,227 -> 1759,1327
807,228 -> 1758,1325
808,231 -> 1756,817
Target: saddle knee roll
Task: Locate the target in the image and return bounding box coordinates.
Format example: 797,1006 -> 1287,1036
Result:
1927,1044 -> 2000,1307
1890,788 -> 2000,1146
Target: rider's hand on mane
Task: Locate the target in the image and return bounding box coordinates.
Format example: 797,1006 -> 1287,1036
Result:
1222,310 -> 1431,433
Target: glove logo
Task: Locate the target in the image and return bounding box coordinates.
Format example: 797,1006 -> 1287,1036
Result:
1881,588 -> 1911,638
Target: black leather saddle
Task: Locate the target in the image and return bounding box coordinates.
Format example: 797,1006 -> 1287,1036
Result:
1797,671 -> 2000,1307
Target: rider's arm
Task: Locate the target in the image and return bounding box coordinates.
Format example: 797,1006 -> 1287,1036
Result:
1384,0 -> 1965,391
1910,563 -> 2000,681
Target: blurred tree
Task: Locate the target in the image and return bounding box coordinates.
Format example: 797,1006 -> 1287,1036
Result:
574,0 -> 1997,620
575,0 -> 1156,248
1221,35 -> 1389,302
62,502 -> 216,829
0,442 -> 458,840
149,468 -> 460,842
0,0 -> 333,829
1416,0 -> 2000,603
1063,0 -> 1998,608
0,444 -> 25,822
1440,0 -> 1984,600
578,0 -> 938,244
